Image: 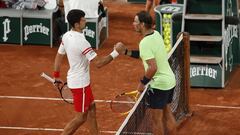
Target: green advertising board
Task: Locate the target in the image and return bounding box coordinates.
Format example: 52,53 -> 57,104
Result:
22,10 -> 53,46
84,20 -> 97,48
190,64 -> 222,87
0,9 -> 21,44
0,8 -> 108,49
223,0 -> 240,85
22,18 -> 51,45
83,10 -> 108,49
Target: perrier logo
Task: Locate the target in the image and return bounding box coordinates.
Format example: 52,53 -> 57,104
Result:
2,18 -> 11,42
24,23 -> 49,40
83,26 -> 95,38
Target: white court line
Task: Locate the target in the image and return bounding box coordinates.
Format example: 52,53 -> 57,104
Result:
0,95 -> 135,104
0,126 -> 63,131
1,96 -> 240,109
0,95 -> 110,103
0,126 -> 116,134
0,96 -> 62,101
193,104 -> 240,109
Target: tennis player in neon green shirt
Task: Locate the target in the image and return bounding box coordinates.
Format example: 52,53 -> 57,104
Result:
139,29 -> 176,91
115,10 -> 177,135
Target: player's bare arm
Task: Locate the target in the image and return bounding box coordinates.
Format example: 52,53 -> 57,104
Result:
137,58 -> 157,92
91,55 -> 113,68
91,49 -> 119,68
145,58 -> 158,78
53,53 -> 65,86
54,53 -> 64,72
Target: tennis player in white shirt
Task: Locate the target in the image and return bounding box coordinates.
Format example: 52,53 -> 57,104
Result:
53,9 -> 120,135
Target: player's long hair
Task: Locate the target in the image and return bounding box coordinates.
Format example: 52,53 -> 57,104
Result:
136,11 -> 153,29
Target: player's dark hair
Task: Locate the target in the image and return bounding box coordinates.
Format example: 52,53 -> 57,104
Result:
136,11 -> 153,29
67,9 -> 85,27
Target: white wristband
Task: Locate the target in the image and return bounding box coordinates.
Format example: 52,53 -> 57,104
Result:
110,49 -> 119,59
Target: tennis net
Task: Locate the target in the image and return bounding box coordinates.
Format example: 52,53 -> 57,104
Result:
115,32 -> 191,135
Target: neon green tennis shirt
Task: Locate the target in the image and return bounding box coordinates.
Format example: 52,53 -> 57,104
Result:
139,30 -> 176,90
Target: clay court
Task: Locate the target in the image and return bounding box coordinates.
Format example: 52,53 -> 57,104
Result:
1,1 -> 240,135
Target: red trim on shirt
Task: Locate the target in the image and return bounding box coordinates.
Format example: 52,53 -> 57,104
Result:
82,47 -> 93,55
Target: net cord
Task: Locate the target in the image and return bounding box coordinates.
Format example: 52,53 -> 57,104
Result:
167,33 -> 183,59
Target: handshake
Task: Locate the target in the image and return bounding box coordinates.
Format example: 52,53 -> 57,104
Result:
109,42 -> 127,59
114,42 -> 128,55
112,42 -> 139,59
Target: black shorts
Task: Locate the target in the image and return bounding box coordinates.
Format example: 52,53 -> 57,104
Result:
147,87 -> 174,109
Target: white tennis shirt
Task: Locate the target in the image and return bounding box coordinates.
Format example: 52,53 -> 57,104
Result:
58,30 -> 97,88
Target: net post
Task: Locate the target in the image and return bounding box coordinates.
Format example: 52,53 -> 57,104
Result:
182,32 -> 193,118
183,32 -> 190,112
